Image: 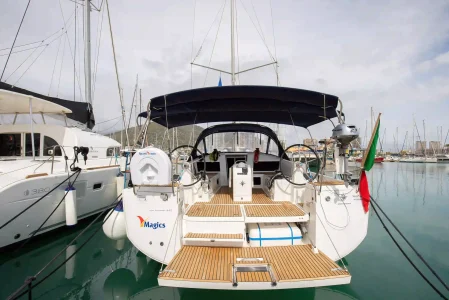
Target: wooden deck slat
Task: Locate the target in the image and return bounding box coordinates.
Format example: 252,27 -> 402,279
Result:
187,203 -> 304,218
210,187 -> 289,204
311,179 -> 344,186
160,245 -> 349,283
244,203 -> 305,217
186,204 -> 242,217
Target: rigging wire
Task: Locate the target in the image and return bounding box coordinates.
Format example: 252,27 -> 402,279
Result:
3,13 -> 76,83
7,194 -> 123,300
0,171 -> 80,230
3,42 -> 44,82
371,197 -> 449,292
371,200 -> 448,299
105,0 -> 130,148
0,0 -> 32,81
96,118 -> 121,133
11,169 -> 82,255
11,45 -> 49,87
269,0 -> 280,86
250,0 -> 268,45
238,0 -> 275,61
191,0 -> 227,63
96,115 -> 122,125
0,12 -> 75,54
0,44 -> 46,57
58,0 -> 84,102
190,0 -> 197,89
0,40 -> 45,52
203,0 -> 227,87
92,2 -> 106,99
48,33 -> 63,95
315,212 -> 348,271
250,0 -> 278,77
56,34 -> 67,97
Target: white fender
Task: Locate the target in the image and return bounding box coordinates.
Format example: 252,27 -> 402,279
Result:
119,156 -> 128,173
116,174 -> 125,197
103,201 -> 127,240
65,185 -> 77,226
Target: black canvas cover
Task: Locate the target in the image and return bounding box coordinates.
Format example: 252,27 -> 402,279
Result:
0,81 -> 95,129
193,123 -> 285,156
139,85 -> 339,128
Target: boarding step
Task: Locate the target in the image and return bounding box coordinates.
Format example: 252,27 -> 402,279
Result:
183,233 -> 245,247
232,264 -> 277,287
243,203 -> 309,223
184,204 -> 245,221
158,245 -> 351,290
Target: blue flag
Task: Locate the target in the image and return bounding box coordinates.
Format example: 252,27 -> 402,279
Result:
218,76 -> 222,86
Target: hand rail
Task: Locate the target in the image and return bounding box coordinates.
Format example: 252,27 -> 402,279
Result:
33,156 -> 53,173
33,145 -> 69,174
50,145 -> 68,174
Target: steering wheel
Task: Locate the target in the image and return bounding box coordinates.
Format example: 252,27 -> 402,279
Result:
169,145 -> 206,187
279,144 -> 321,186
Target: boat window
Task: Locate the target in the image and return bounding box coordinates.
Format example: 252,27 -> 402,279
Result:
106,147 -> 120,157
0,133 -> 21,156
267,138 -> 279,156
43,136 -> 62,156
204,132 -> 271,153
25,133 -> 40,157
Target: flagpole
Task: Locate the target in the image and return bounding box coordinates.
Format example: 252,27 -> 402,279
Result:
361,113 -> 382,167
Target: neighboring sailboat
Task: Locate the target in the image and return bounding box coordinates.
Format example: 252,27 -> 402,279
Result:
0,0 -> 125,248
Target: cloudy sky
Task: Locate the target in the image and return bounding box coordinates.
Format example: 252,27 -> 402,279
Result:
1,0 -> 449,151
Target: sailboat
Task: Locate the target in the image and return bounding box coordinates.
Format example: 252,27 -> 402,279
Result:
104,0 -> 369,290
0,0 -> 125,248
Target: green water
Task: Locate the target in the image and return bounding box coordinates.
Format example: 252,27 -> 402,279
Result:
1,163 -> 449,299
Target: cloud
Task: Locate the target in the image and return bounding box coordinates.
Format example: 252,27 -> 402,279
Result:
1,0 -> 449,151
416,51 -> 449,72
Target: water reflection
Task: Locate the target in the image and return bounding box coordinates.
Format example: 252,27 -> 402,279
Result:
371,162 -> 449,208
1,163 -> 448,299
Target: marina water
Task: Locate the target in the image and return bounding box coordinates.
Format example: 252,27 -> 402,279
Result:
1,163 -> 448,300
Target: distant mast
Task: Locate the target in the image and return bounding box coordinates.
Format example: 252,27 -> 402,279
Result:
84,0 -> 92,106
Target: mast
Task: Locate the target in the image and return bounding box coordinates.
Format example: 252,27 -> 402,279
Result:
423,120 -> 426,157
396,127 -> 399,153
106,0 -> 130,148
84,0 -> 92,106
230,0 -> 236,85
412,116 -> 415,155
364,120 -> 367,148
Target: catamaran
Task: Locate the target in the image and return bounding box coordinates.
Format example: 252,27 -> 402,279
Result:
0,0 -> 125,248
103,84 -> 371,290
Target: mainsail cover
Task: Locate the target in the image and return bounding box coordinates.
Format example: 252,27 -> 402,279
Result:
0,81 -> 95,129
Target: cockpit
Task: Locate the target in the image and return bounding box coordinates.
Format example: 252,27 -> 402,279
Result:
188,124 -> 286,186
166,123 -> 315,203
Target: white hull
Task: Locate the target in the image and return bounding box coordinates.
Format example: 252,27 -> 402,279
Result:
120,146 -> 369,290
158,276 -> 350,290
0,164 -> 120,248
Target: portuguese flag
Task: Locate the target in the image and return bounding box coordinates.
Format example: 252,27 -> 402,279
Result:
359,114 -> 381,213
